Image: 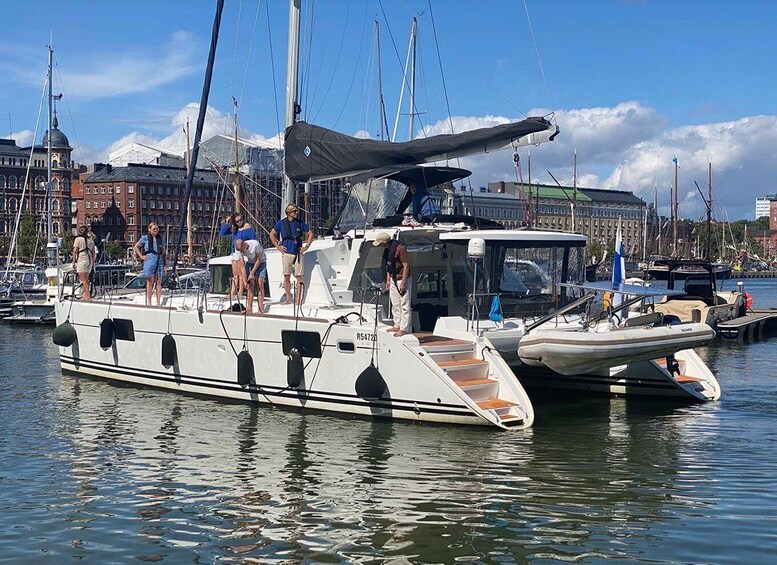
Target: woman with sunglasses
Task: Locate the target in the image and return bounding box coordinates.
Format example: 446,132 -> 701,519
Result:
219,212 -> 257,251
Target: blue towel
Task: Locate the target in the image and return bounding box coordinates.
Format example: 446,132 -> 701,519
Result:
489,295 -> 503,322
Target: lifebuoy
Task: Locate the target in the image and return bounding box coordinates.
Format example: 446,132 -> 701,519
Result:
744,292 -> 753,309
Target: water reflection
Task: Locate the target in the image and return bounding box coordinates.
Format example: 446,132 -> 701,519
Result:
4,307 -> 777,564
43,375 -> 731,562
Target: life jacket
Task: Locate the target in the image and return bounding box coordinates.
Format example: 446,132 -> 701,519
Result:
283,218 -> 303,252
144,235 -> 161,255
75,236 -> 93,255
382,239 -> 403,278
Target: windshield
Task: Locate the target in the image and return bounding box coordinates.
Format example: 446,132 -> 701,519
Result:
336,178 -> 407,233
447,240 -> 586,319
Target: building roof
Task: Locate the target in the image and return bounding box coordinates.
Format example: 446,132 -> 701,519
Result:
578,187 -> 645,205
0,138 -> 27,157
84,163 -> 222,184
41,127 -> 70,148
526,184 -> 593,202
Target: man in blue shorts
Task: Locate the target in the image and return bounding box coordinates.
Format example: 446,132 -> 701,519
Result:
234,238 -> 267,315
269,204 -> 314,305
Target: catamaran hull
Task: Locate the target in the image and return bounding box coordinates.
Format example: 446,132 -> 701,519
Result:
517,323 -> 715,375
54,301 -> 533,429
511,348 -> 720,401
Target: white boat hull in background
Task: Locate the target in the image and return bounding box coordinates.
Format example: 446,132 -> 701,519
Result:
517,322 -> 715,375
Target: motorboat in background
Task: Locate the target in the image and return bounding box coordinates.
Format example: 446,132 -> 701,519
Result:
653,260 -> 744,331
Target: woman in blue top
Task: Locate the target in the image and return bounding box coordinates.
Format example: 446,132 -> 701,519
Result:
219,212 -> 257,251
134,222 -> 165,306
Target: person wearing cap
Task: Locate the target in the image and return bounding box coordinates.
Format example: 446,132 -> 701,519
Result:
374,232 -> 412,336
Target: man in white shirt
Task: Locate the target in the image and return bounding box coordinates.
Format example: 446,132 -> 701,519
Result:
234,239 -> 267,315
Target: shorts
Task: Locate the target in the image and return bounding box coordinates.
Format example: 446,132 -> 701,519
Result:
246,261 -> 267,281
143,254 -> 164,277
281,252 -> 304,276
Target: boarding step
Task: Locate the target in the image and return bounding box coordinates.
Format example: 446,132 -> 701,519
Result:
653,357 -> 687,374
499,413 -> 525,427
477,398 -> 517,410
329,277 -> 350,288
416,334 -> 476,353
437,359 -> 490,381
455,378 -> 500,401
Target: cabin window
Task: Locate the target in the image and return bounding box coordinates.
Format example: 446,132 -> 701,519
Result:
337,341 -> 355,354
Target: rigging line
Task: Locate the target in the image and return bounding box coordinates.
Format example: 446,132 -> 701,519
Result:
377,0 -> 408,77
5,75 -> 48,272
309,0 -> 354,125
427,0 -> 455,136
356,25 -> 377,135
238,0 -> 263,115
53,61 -> 85,167
331,1 -> 370,131
523,0 -> 552,109
229,0 -> 245,100
264,0 -> 282,146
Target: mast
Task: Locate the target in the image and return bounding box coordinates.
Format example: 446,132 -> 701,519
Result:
672,156 -> 678,258
233,97 -> 243,216
375,20 -> 388,140
170,0 -> 224,275
706,162 -> 712,261
46,44 -> 53,242
283,0 -> 301,205
527,150 -> 532,228
571,149 -> 577,232
408,16 -> 418,141
185,118 -> 193,263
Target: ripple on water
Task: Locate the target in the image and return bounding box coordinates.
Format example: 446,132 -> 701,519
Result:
2,318 -> 777,562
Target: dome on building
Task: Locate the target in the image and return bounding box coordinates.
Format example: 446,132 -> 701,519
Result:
42,126 -> 70,148
41,112 -> 71,148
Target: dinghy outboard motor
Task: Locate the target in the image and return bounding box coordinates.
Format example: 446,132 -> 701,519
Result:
52,320 -> 77,347
355,362 -> 386,400
99,318 -> 114,349
161,334 -> 177,368
237,349 -> 254,386
287,348 -> 304,388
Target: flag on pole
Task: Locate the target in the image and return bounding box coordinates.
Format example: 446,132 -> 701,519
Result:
611,217 -> 625,309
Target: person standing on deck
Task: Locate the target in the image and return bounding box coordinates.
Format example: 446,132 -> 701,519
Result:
71,225 -> 97,301
219,212 -> 257,251
134,222 -> 165,307
269,204 -> 313,305
374,232 -> 412,337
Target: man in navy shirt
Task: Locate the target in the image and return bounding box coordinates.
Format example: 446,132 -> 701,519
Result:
409,183 -> 440,222
269,204 -> 314,305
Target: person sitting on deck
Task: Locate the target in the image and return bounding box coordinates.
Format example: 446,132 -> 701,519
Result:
409,182 -> 440,223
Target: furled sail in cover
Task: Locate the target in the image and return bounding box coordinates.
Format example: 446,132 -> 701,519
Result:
284,116 -> 558,182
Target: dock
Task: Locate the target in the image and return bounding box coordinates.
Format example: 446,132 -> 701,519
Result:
717,309 -> 777,342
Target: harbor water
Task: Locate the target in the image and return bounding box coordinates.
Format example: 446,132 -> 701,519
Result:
1,279 -> 776,563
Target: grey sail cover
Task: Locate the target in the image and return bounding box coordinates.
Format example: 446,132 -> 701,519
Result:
285,116 -> 556,182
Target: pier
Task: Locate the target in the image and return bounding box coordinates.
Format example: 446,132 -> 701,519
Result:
717,309 -> 777,342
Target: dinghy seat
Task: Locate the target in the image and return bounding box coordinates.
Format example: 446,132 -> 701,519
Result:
625,312 -> 662,327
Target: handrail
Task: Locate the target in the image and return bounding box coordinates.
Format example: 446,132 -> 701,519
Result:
524,293 -> 595,333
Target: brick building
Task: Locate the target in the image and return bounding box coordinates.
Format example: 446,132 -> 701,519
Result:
76,163 -> 225,254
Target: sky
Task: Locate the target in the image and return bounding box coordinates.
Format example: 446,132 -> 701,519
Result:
2,0 -> 776,221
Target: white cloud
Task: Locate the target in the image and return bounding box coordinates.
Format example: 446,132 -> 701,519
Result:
102,103 -> 281,161
9,130 -> 35,147
93,101 -> 776,221
0,32 -> 201,99
418,103 -> 776,220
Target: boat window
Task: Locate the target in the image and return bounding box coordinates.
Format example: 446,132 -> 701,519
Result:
336,178 -> 406,233
337,340 -> 356,353
209,264 -> 232,295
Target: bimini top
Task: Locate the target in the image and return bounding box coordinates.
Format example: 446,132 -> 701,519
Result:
440,230 -> 587,243
349,165 -> 471,188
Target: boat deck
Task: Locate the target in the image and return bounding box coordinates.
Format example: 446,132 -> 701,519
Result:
717,311 -> 777,342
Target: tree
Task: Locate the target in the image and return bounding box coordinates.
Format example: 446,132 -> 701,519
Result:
16,214 -> 41,263
218,236 -> 232,256
586,239 -> 604,265
104,240 -> 124,261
